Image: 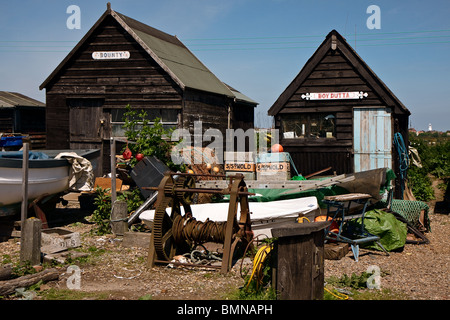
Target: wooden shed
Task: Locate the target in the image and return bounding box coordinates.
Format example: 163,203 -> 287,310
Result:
268,30 -> 410,183
40,3 -> 257,175
0,91 -> 46,148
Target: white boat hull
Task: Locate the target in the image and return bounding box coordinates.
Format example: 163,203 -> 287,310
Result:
139,196 -> 319,238
0,166 -> 69,206
0,149 -> 100,216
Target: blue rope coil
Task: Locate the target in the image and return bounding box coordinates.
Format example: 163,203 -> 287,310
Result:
393,132 -> 409,199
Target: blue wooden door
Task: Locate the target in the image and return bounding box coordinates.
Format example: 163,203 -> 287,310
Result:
353,108 -> 392,172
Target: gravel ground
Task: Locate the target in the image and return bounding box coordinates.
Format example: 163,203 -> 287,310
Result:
1,192 -> 449,300
325,212 -> 449,300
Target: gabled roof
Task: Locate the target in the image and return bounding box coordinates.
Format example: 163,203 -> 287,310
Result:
224,83 -> 258,106
40,4 -> 257,106
0,91 -> 45,108
268,29 -> 410,116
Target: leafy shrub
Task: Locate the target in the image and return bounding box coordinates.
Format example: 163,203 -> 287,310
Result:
91,187 -> 112,235
90,187 -> 144,235
327,271 -> 375,290
408,166 -> 435,202
408,132 -> 450,201
121,104 -> 184,171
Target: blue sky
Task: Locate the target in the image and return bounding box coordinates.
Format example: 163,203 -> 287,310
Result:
1,0 -> 449,131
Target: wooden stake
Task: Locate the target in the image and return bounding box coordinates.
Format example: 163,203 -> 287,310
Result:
21,142 -> 29,224
111,200 -> 128,235
20,218 -> 42,265
110,137 -> 117,204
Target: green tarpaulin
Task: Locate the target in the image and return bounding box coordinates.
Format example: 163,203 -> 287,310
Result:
346,209 -> 407,252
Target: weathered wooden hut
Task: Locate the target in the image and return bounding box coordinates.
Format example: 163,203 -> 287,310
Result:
268,30 -> 410,183
0,91 -> 45,134
0,91 -> 46,148
40,3 -> 257,175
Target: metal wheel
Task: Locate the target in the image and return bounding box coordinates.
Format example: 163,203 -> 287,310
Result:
152,175 -> 193,261
175,174 -> 196,204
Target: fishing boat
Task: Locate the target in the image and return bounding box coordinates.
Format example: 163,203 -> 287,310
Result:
0,149 -> 100,216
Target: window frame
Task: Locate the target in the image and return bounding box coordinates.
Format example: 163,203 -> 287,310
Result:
280,112 -> 337,140
110,108 -> 179,138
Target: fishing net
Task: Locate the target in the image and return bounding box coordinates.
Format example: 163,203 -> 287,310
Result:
389,199 -> 430,232
377,199 -> 430,232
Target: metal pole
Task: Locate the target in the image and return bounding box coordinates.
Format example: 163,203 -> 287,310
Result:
21,142 -> 29,224
128,191 -> 158,226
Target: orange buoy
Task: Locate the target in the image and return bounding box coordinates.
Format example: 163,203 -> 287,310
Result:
314,215 -> 329,222
314,215 -> 339,234
271,144 -> 283,153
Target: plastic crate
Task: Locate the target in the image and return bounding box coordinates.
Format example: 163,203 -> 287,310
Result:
130,156 -> 169,198
0,136 -> 25,147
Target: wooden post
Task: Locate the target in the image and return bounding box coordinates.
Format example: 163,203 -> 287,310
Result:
271,221 -> 330,300
21,142 -> 29,224
110,137 -> 117,205
20,218 -> 42,266
111,200 -> 128,235
220,178 -> 240,274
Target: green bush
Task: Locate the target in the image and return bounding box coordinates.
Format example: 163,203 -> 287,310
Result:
90,187 -> 144,235
407,132 -> 450,201
91,187 -> 113,235
408,166 -> 434,202
122,104 -> 184,171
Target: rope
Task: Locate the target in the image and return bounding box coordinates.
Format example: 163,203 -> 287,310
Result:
110,217 -> 128,222
182,249 -> 222,265
288,153 -> 300,177
393,132 -> 410,199
296,216 -> 311,223
172,215 -> 230,245
239,234 -> 269,279
324,287 -> 349,300
245,244 -> 272,290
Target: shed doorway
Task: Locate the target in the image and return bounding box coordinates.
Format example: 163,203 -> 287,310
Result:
67,98 -> 104,150
353,107 -> 392,172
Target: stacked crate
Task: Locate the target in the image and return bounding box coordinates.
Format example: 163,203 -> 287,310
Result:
256,152 -> 291,181
224,152 -> 256,180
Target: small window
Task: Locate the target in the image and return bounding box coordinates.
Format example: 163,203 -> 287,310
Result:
281,113 -> 336,139
111,108 -> 179,137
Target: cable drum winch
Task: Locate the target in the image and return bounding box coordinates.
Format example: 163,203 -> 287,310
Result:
172,215 -> 229,245
146,171 -> 254,273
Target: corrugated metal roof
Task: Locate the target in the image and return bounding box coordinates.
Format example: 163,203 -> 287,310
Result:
0,91 -> 45,108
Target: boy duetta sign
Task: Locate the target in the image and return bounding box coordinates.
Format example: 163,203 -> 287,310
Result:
301,91 -> 368,100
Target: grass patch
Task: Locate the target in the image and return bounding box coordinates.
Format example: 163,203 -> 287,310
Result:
225,286 -> 277,300
39,288 -> 111,300
324,271 -> 409,300
352,288 -> 409,300
324,285 -> 408,300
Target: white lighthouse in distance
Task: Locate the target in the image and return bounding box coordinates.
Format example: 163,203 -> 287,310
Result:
428,123 -> 432,131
